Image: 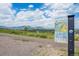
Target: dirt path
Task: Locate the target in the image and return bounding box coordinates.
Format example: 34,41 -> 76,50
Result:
0,33 -> 78,56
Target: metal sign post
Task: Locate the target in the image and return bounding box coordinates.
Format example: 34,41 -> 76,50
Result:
68,15 -> 74,56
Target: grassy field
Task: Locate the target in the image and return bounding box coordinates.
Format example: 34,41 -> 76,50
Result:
75,48 -> 79,56
0,28 -> 79,41
0,28 -> 79,55
0,29 -> 54,40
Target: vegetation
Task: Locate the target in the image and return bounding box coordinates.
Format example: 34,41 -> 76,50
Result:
75,48 -> 79,56
75,30 -> 79,41
0,28 -> 54,39
75,34 -> 79,41
0,28 -> 79,41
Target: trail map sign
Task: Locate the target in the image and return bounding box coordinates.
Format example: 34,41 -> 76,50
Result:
55,15 -> 74,56
55,17 -> 68,43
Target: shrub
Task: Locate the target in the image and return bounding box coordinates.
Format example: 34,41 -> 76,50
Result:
75,34 -> 79,41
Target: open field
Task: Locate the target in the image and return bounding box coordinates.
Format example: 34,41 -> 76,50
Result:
0,29 -> 54,40
0,28 -> 79,41
0,29 -> 79,55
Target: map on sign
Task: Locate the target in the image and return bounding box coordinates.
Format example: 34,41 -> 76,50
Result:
55,17 -> 68,43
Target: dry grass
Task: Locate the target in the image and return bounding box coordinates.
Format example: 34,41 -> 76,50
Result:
32,45 -> 67,56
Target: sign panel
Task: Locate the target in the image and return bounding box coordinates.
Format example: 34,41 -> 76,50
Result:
55,17 -> 68,43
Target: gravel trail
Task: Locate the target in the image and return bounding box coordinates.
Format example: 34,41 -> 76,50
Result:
0,33 -> 78,56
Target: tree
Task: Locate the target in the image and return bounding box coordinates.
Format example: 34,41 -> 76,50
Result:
24,26 -> 28,31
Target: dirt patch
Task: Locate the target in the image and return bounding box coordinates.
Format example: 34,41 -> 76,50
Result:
32,45 -> 67,56
0,33 -> 68,56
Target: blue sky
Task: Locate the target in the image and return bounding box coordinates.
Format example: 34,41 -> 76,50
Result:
12,3 -> 44,14
12,3 -> 44,10
0,3 -> 79,29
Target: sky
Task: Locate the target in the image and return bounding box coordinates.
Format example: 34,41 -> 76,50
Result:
0,3 -> 79,29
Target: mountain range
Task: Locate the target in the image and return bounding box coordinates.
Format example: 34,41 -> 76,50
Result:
0,25 -> 54,31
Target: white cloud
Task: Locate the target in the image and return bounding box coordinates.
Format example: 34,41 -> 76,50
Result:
12,9 -> 16,14
15,8 -> 55,28
0,3 -> 12,9
28,4 -> 34,8
73,4 -> 79,13
43,3 -> 74,18
32,19 -> 55,29
15,3 -> 73,28
16,8 -> 44,21
52,3 -> 73,10
44,3 -> 73,10
0,20 -> 29,27
0,3 -> 14,21
0,3 -> 17,27
20,8 -> 27,11
52,10 -> 68,18
1,3 -> 79,29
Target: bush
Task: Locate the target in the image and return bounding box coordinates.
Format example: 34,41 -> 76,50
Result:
40,35 -> 47,38
75,34 -> 79,41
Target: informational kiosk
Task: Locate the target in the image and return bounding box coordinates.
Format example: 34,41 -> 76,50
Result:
55,15 -> 74,56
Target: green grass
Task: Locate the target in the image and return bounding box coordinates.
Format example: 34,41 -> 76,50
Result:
75,34 -> 79,41
0,29 -> 54,39
0,28 -> 79,41
75,48 -> 79,56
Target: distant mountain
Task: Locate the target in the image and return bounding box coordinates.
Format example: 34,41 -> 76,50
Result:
0,26 -> 25,30
0,25 -> 54,31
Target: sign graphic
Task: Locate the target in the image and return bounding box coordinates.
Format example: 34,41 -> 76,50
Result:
55,17 -> 68,43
